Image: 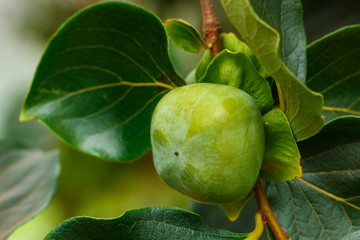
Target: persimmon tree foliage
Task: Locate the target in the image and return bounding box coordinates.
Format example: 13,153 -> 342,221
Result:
1,0 -> 359,239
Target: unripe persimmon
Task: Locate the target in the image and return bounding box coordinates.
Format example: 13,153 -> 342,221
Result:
151,83 -> 264,205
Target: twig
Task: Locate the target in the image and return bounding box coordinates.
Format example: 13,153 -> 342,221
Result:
200,0 -> 222,57
253,179 -> 291,240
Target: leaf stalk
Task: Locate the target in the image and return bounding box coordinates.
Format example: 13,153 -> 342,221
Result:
253,179 -> 290,240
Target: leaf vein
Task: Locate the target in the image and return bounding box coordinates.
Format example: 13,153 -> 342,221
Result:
339,203 -> 355,231
39,66 -> 173,106
320,70 -> 360,95
348,97 -> 360,109
76,27 -> 175,85
59,45 -> 165,84
63,86 -> 134,120
323,106 -> 360,115
303,168 -> 360,175
301,142 -> 360,162
128,219 -> 243,238
93,90 -> 169,134
298,178 -> 360,210
307,47 -> 360,84
285,182 -> 301,238
295,179 -> 330,239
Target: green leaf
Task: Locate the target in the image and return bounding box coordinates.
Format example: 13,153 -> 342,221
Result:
250,0 -> 307,82
195,50 -> 212,82
195,32 -> 266,83
307,25 -> 360,122
20,2 -> 185,161
221,33 -> 253,54
185,69 -> 197,84
342,230 -> 360,240
265,226 -> 276,240
199,50 -> 273,113
266,116 -> 360,239
0,141 -> 60,239
221,32 -> 266,77
45,207 -> 248,240
164,19 -> 208,53
221,0 -> 324,141
261,109 -> 301,182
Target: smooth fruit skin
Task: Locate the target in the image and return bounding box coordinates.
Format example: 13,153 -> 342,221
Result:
151,83 -> 264,204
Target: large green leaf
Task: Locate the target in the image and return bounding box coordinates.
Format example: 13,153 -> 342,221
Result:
20,2 -> 184,161
266,116 -> 360,239
0,141 -> 60,239
307,25 -> 360,122
164,19 -> 208,53
221,0 -> 324,141
45,207 -> 248,240
250,0 -> 307,82
261,109 -> 301,183
199,50 -> 273,113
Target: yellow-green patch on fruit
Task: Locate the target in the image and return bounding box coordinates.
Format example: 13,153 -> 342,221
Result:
151,83 -> 264,205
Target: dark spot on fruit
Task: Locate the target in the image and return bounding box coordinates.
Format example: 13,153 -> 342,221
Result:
173,151 -> 179,156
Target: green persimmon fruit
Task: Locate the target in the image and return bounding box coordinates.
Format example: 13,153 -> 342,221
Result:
151,83 -> 264,205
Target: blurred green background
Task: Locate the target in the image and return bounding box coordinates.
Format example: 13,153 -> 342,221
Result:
0,0 -> 359,239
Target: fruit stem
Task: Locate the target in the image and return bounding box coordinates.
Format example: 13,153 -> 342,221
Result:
253,179 -> 290,240
200,0 -> 222,57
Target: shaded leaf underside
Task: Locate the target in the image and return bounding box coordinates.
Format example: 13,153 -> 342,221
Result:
250,0 -> 307,82
266,117 -> 360,239
0,141 -> 60,239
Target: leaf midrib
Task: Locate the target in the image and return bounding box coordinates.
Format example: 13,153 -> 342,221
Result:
35,78 -> 173,107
